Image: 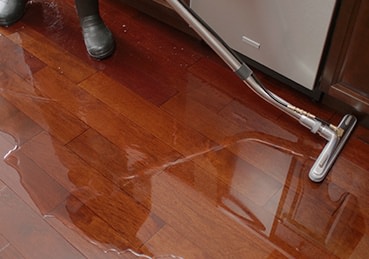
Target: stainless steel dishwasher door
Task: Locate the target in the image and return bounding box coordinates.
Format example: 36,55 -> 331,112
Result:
190,0 -> 336,90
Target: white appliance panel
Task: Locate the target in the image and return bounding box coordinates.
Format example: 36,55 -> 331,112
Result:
190,0 -> 336,90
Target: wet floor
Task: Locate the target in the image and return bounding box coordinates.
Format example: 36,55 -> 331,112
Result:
1,0 -> 369,258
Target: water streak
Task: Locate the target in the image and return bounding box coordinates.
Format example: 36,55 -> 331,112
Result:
104,248 -> 184,259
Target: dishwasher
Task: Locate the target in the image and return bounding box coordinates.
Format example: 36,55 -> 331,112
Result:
190,0 -> 337,91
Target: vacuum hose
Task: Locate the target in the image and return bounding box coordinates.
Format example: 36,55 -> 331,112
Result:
165,0 -> 357,182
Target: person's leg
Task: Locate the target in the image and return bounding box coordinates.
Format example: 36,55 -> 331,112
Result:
0,0 -> 27,26
75,0 -> 115,59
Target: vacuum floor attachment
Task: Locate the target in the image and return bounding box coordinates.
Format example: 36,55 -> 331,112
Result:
166,0 -> 357,182
301,114 -> 356,182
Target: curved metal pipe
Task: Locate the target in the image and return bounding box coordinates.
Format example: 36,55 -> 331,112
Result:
165,0 -> 357,182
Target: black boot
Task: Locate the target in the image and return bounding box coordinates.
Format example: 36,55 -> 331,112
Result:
75,0 -> 115,60
0,0 -> 26,26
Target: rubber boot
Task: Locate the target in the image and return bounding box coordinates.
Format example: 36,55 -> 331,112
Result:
75,0 -> 115,59
0,0 -> 26,26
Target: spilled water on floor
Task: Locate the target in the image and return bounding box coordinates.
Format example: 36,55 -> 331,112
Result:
0,20 -> 367,258
1,121 -> 365,258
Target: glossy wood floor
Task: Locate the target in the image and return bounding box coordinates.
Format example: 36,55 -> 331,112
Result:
1,0 -> 369,258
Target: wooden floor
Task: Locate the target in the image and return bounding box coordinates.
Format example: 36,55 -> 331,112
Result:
1,0 -> 369,258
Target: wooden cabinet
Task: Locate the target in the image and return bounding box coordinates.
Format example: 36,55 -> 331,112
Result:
320,0 -> 369,115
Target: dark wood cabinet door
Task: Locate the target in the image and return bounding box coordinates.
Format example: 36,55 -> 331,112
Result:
320,0 -> 369,114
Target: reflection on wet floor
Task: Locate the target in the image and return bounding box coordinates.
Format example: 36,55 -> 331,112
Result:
1,121 -> 367,258
1,1 -> 369,258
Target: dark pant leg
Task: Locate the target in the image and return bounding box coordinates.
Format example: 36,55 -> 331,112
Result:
74,0 -> 99,19
75,0 -> 115,59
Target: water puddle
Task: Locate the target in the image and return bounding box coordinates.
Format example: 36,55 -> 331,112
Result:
0,18 -> 366,258
1,123 -> 364,258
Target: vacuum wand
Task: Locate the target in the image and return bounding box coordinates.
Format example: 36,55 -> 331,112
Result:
166,0 -> 357,182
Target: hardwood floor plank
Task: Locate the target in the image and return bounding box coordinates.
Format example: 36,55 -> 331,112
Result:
142,224 -> 212,258
166,158 -> 281,233
20,131 -> 164,248
268,217 -> 338,258
0,187 -> 84,258
327,159 -> 369,233
0,233 -> 10,250
0,96 -> 43,144
160,88 -> 309,159
191,146 -> 283,207
106,2 -> 204,101
0,34 -> 46,81
0,110 -> 43,145
348,234 -> 369,259
149,171 -> 290,258
47,196 -> 131,258
0,130 -> 18,155
336,136 -> 369,173
32,66 -> 181,164
0,96 -> 19,122
161,91 -> 246,143
277,176 -> 365,255
355,125 -> 369,144
0,69 -> 89,144
77,72 -> 218,157
0,180 -> 5,191
4,149 -> 70,215
317,135 -> 369,215
6,29 -> 96,84
0,134 -> 31,209
0,242 -> 25,259
160,89 -> 317,185
66,129 -> 147,179
0,100 -> 68,215
66,128 -> 157,210
219,99 -> 300,140
1,232 -> 25,259
176,82 -> 234,113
